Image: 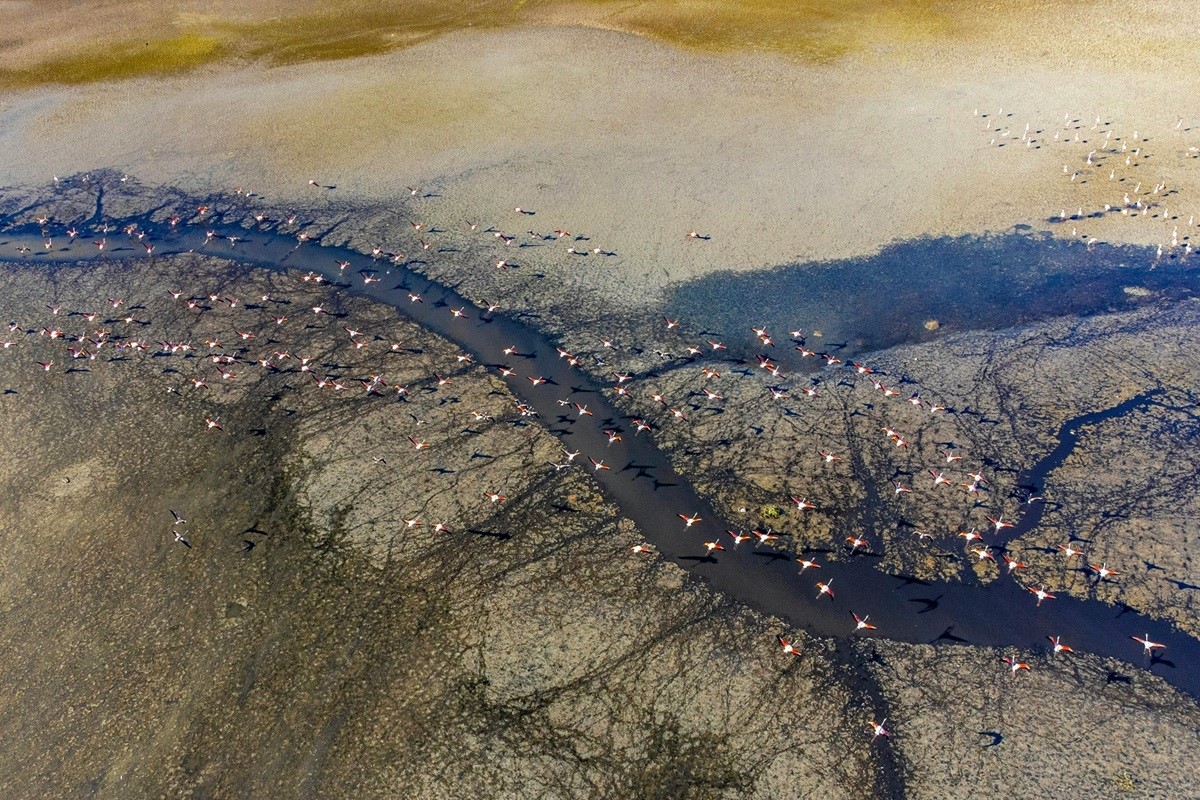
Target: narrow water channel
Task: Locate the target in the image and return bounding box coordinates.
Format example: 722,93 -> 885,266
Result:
2,195 -> 1195,701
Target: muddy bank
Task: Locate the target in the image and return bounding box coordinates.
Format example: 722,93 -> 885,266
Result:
613,297 -> 1200,647
0,254 -> 879,798
2,192 -> 1199,798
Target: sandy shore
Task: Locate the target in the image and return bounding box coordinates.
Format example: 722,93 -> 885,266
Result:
1,2 -> 1199,313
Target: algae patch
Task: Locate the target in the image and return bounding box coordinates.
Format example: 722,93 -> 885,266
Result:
2,34 -> 225,88
0,0 -> 967,90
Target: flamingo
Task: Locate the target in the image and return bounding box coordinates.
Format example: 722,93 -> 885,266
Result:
728,530 -> 752,547
1029,586 -> 1056,606
777,636 -> 802,656
796,558 -> 821,574
1002,656 -> 1030,674
869,719 -> 889,740
1047,636 -> 1073,654
852,613 -> 877,631
987,515 -> 1015,534
1132,634 -> 1165,656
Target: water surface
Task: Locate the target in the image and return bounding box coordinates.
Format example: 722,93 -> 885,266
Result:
667,230 -> 1196,363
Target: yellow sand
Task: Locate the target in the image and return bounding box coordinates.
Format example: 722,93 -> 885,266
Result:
1,0 -> 1198,307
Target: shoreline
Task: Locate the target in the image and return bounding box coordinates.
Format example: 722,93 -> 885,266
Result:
0,19 -> 1196,315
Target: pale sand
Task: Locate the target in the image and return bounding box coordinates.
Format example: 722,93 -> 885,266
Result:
1,2 -> 1199,308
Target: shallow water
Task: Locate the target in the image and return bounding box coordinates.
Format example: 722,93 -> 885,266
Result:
666,229 -> 1197,364
1,191 -> 1196,702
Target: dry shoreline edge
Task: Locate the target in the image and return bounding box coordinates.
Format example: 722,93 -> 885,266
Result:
4,12 -> 1200,301
1,174 -> 1197,705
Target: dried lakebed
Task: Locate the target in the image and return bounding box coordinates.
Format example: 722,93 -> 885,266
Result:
1,198 -> 1196,702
